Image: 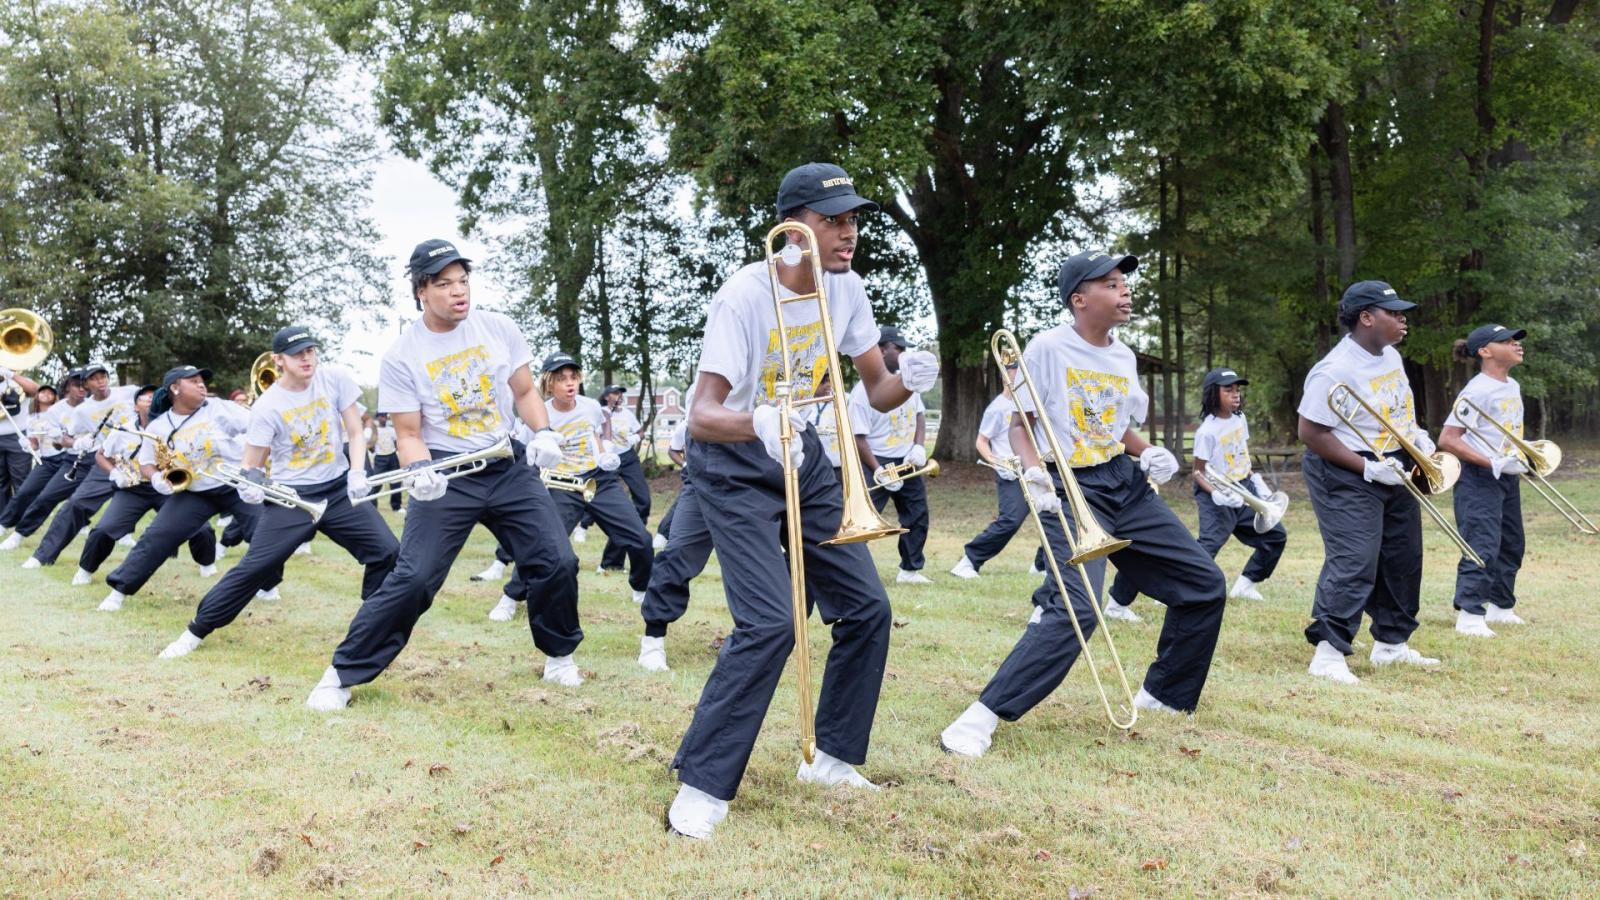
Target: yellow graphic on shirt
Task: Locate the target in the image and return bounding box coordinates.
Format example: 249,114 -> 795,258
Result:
1483,394 -> 1524,456
1062,367 -> 1128,467
813,403 -> 839,457
1215,422 -> 1253,479
759,321 -> 826,404
883,400 -> 918,450
166,421 -> 223,477
278,397 -> 336,471
425,345 -> 503,438
1365,368 -> 1417,453
552,418 -> 598,474
86,400 -> 138,447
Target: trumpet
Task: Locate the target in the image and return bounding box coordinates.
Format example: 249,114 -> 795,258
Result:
869,458 -> 940,491
989,329 -> 1137,731
542,470 -> 597,502
1454,398 -> 1597,535
210,462 -> 328,522
246,352 -> 277,404
0,307 -> 53,466
353,434 -> 515,505
1327,384 -> 1484,567
1202,468 -> 1289,533
765,221 -> 903,764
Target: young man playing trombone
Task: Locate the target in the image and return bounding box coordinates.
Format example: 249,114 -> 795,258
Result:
306,239 -> 579,711
851,325 -> 933,584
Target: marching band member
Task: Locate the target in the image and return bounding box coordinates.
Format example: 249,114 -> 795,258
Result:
0,370 -> 87,549
368,412 -> 404,514
950,359 -> 1046,581
0,383 -> 60,533
160,326 -> 400,658
940,250 -> 1228,758
1298,281 -> 1435,684
1440,325 -> 1530,638
305,239 -> 580,711
665,163 -> 939,840
0,368 -> 41,504
597,384 -> 652,573
851,326 -> 932,584
636,403 -> 713,672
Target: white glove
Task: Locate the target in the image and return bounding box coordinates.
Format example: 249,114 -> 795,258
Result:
1249,473 -> 1270,496
751,404 -> 806,469
874,465 -> 903,492
407,465 -> 448,502
111,468 -> 139,489
1022,466 -> 1062,514
528,429 -> 564,469
1139,446 -> 1180,485
598,451 -> 621,472
238,483 -> 265,505
346,469 -> 370,501
1363,458 -> 1407,486
0,366 -> 13,381
151,473 -> 175,496
1210,486 -> 1244,508
896,350 -> 939,393
1490,455 -> 1527,479
906,444 -> 927,467
1412,433 -> 1437,456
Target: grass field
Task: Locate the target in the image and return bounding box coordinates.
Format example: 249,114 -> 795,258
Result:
3,461 -> 1599,897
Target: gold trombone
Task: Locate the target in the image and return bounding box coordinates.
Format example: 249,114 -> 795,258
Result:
542,470 -> 597,502
988,329 -> 1137,731
869,458 -> 940,491
1455,398 -> 1597,535
1202,467 -> 1289,533
1327,384 -> 1485,567
766,221 -> 903,764
352,434 -> 515,505
0,308 -> 53,466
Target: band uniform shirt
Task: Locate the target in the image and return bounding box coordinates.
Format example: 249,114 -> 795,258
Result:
137,399 -> 250,492
372,422 -> 398,456
608,405 -> 641,450
811,399 -> 841,467
1015,324 -> 1148,468
35,401 -> 76,458
545,396 -> 606,475
71,385 -> 142,453
978,392 -> 1019,461
1192,413 -> 1253,480
848,382 -> 923,458
696,260 -> 879,414
100,422 -> 146,479
1298,336 -> 1426,455
378,310 -> 533,456
246,366 -> 363,487
668,417 -> 689,454
1444,373 -> 1523,460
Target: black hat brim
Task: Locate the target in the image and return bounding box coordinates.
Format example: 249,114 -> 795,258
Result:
1369,297 -> 1418,312
276,338 -> 318,356
806,194 -> 880,216
1084,254 -> 1139,283
1209,376 -> 1250,387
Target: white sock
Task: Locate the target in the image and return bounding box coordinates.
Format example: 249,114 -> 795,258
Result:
638,635 -> 669,672
1133,686 -> 1184,716
294,542 -> 312,556
1308,640 -> 1359,684
796,748 -> 879,790
198,563 -> 218,577
632,589 -> 646,604
1485,603 -> 1525,625
667,783 -> 728,840
940,701 -> 999,758
159,630 -> 203,659
471,559 -> 506,582
543,654 -> 583,687
255,586 -> 280,601
20,556 -> 41,569
117,534 -> 137,548
1455,610 -> 1495,638
71,567 -> 92,586
488,594 -> 518,621
949,555 -> 979,579
0,532 -> 22,550
98,590 -> 126,612
1028,606 -> 1043,625
305,666 -> 350,712
652,532 -> 668,551
1229,574 -> 1264,600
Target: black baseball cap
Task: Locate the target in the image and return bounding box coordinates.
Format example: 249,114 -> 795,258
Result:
63,368 -> 86,383
602,384 -> 626,396
272,325 -> 318,355
541,352 -> 580,373
776,163 -> 880,217
407,239 -> 472,277
1465,323 -> 1526,356
1058,250 -> 1139,302
1201,367 -> 1249,390
1339,280 -> 1416,315
81,364 -> 109,379
878,325 -> 910,349
161,364 -> 213,388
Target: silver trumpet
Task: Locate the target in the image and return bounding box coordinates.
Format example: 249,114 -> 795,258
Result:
211,462 -> 328,523
354,434 -> 515,505
1203,468 -> 1289,533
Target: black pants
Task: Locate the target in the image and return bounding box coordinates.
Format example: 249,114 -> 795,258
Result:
1109,481 -> 1287,606
328,449 -> 581,687
673,427 -> 892,802
962,472 -> 1047,572
508,468 -> 652,593
220,508 -> 254,547
371,452 -> 403,510
6,453 -> 90,536
656,482 -> 682,538
1,455 -> 63,528
32,466 -> 116,564
1452,463 -> 1523,614
868,453 -> 929,571
107,487 -> 254,595
78,485 -> 217,574
0,443 -> 31,504
1301,451 -> 1422,654
188,475 -> 399,639
642,478 -> 714,638
978,454 -> 1227,717
600,447 -> 652,570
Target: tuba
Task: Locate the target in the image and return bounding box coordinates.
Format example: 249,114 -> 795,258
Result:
1455,397 -> 1596,535
246,352 -> 277,404
0,308 -> 52,466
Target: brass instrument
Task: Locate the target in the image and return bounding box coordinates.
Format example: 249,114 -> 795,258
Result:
869,458 -> 941,491
542,470 -> 597,502
106,452 -> 143,485
353,434 -> 515,505
765,221 -> 903,764
1327,384 -> 1485,567
1202,467 -> 1289,533
0,308 -> 53,466
1455,397 -> 1597,535
988,329 -> 1137,731
210,462 -> 328,523
114,427 -> 196,491
247,352 -> 277,404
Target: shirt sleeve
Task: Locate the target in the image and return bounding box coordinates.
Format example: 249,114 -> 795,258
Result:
137,429 -> 158,467
244,402 -> 278,449
696,295 -> 749,389
377,349 -> 421,415
1191,423 -> 1219,465
331,367 -> 363,413
216,400 -> 253,435
495,314 -> 535,375
834,277 -> 880,360
1297,367 -> 1339,427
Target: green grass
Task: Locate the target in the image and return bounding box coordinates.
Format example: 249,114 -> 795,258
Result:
3,465 -> 1599,896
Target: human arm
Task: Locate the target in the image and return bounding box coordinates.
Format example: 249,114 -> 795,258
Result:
1298,416 -> 1367,476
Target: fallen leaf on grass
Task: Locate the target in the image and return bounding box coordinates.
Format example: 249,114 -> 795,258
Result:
428,763 -> 451,777
1114,770 -> 1138,779
1034,849 -> 1052,861
299,833 -> 315,849
413,839 -> 431,852
709,634 -> 726,651
1121,730 -> 1144,742
923,843 -> 946,858
1439,788 -> 1463,803
892,619 -> 909,629
490,854 -> 504,867
402,758 -> 415,769
1140,858 -> 1167,871
1178,746 -> 1201,757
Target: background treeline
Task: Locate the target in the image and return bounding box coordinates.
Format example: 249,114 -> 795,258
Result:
4,0 -> 1598,458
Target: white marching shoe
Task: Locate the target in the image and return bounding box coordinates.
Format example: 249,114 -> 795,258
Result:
215,545 -> 228,560
71,567 -> 92,586
652,532 -> 668,552
1028,606 -> 1043,626
159,630 -> 203,659
1456,610 -> 1496,638
667,783 -> 728,840
632,589 -> 646,604
255,586 -> 280,601
397,506 -> 406,518
1229,574 -> 1265,601
0,532 -> 22,551
1028,559 -> 1044,576
940,702 -> 999,758
217,515 -> 234,530
1485,603 -> 1526,625
1370,641 -> 1439,667
1102,599 -> 1142,623
470,559 -> 506,582
198,563 -> 219,578
20,556 -> 40,569
543,655 -> 584,687
488,594 -> 518,621
117,534 -> 137,548
797,749 -> 880,791
638,635 -> 669,672
570,525 -> 588,543
293,542 -> 312,556
896,568 -> 932,585
98,590 -> 126,612
1308,640 -> 1359,684
1133,686 -> 1184,716
949,556 -> 979,580
305,666 -> 350,711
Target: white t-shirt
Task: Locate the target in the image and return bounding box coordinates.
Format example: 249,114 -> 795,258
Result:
849,381 -> 923,458
668,417 -> 689,454
810,399 -> 841,467
378,310 -> 533,455
546,395 -> 606,475
138,400 -> 250,492
0,382 -> 25,444
100,420 -> 146,466
1298,336 -> 1425,455
1016,324 -> 1148,468
978,393 -> 1018,461
372,423 -> 398,455
245,366 -> 363,486
1445,373 -> 1523,459
696,261 -> 879,413
1192,413 -> 1252,480
39,400 -> 83,459
71,385 -> 142,452
608,405 -> 641,450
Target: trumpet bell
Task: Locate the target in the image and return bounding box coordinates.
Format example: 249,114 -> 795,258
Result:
924,459 -> 941,479
1252,491 -> 1290,534
0,308 -> 53,370
1413,451 -> 1461,495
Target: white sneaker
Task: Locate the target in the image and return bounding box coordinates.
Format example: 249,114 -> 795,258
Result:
896,568 -> 932,585
1455,611 -> 1495,637
217,515 -> 234,530
1028,560 -> 1044,576
488,594 -> 518,622
117,534 -> 137,548
796,749 -> 880,790
570,525 -> 587,543
1102,600 -> 1142,623
198,563 -> 218,578
71,567 -> 92,586
1229,574 -> 1265,601
77,525 -> 90,538
98,590 -> 126,612
595,564 -> 611,575
949,556 -> 979,580
1485,604 -> 1525,625
305,666 -> 350,711
940,702 -> 999,758
667,783 -> 728,840
638,635 -> 669,672
1133,686 -> 1184,716
1370,641 -> 1439,667
255,586 -> 280,601
294,542 -> 312,556
20,556 -> 40,570
1028,606 -> 1043,625
652,532 -> 668,552
0,532 -> 22,551
159,630 -> 203,659
632,589 -> 646,604
470,559 -> 506,582
397,506 -> 406,518
543,655 -> 584,687
1308,640 -> 1359,684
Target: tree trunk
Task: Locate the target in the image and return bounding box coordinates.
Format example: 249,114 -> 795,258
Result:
1157,157 -> 1175,452
596,230 -> 613,386
1307,141 -> 1334,357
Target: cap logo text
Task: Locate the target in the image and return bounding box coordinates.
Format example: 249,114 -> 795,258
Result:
428,245 -> 456,257
819,177 -> 852,188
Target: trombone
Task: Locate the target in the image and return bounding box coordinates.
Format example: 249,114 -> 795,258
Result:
869,458 -> 940,491
1327,384 -> 1485,567
542,469 -> 597,502
765,221 -> 903,764
989,329 -> 1137,732
1455,398 -> 1597,535
1202,467 -> 1289,533
353,434 -> 515,505
0,307 -> 54,466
